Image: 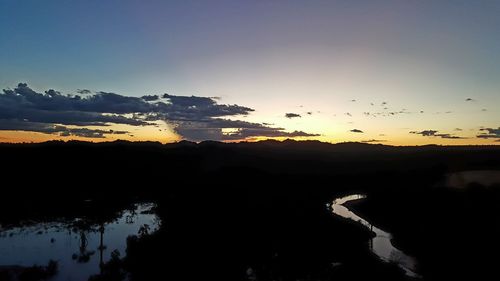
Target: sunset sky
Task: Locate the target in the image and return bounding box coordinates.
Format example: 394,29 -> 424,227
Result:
1,0 -> 499,145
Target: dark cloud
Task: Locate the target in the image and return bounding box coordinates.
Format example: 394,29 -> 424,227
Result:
142,95 -> 159,101
465,98 -> 475,102
173,118 -> 319,141
1,83 -> 317,141
0,84 -> 150,127
477,127 -> 500,139
345,112 -> 352,117
2,84 -> 153,116
306,112 -> 312,115
224,129 -> 319,141
350,99 -> 356,102
454,128 -> 463,131
1,82 -> 252,126
437,134 -> 464,139
58,128 -> 128,138
159,94 -> 254,121
76,89 -> 92,95
410,130 -> 438,136
0,119 -> 128,138
410,130 -> 465,139
360,139 -> 386,143
350,129 -> 364,133
163,94 -> 217,108
285,113 -> 301,118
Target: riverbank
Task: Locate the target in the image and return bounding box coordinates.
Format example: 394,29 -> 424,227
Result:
331,194 -> 419,277
1,141 -> 499,280
345,183 -> 500,280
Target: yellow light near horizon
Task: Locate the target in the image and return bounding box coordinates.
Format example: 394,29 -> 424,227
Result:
0,121 -> 181,144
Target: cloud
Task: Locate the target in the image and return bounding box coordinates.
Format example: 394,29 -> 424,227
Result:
477,127 -> 500,139
454,128 -> 463,131
172,118 -> 320,141
360,139 -> 386,143
410,130 -> 465,139
58,128 -> 128,138
436,134 -> 464,139
465,98 -> 476,102
224,129 -> 319,141
158,94 -> 254,121
350,129 -> 364,133
1,83 -> 318,141
285,113 -> 301,118
0,119 -> 127,138
306,111 -> 312,115
76,89 -> 92,95
411,130 -> 438,136
142,95 -> 159,101
0,84 -> 150,127
362,108 -> 418,118
162,94 -> 215,107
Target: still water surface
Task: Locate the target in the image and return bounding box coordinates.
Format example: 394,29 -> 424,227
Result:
0,203 -> 160,281
331,194 -> 419,278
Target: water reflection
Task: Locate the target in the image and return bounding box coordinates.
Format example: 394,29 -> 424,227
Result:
0,203 -> 159,281
444,170 -> 500,188
331,195 -> 420,278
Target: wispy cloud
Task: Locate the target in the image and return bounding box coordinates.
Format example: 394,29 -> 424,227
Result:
360,139 -> 386,143
285,113 -> 301,118
477,127 -> 500,139
410,130 -> 465,139
0,119 -> 128,138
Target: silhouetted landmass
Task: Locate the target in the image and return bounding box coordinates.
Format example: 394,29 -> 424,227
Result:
0,140 -> 499,281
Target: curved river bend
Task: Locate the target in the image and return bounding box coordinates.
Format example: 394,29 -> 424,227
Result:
331,194 -> 420,278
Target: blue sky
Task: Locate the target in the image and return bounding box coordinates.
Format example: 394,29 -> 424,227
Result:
1,0 -> 499,144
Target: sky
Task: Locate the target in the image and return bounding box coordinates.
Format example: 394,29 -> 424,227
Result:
1,0 -> 499,145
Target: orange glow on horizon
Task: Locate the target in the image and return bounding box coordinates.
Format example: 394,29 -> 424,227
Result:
2,130 -> 498,146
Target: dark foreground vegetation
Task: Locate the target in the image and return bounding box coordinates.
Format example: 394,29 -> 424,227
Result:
0,140 -> 499,281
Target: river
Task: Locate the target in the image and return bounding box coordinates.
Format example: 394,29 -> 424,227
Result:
330,194 -> 420,278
